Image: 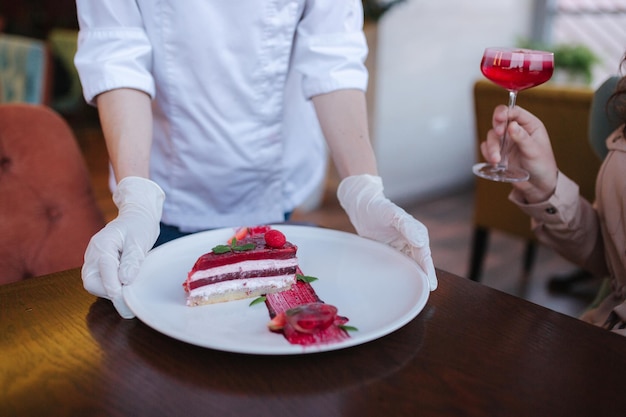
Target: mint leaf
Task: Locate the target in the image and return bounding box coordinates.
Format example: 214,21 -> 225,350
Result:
338,325 -> 358,332
232,243 -> 256,252
211,240 -> 256,254
211,244 -> 232,254
296,274 -> 318,283
249,296 -> 266,306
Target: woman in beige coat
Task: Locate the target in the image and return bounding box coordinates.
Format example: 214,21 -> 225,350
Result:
478,65 -> 626,335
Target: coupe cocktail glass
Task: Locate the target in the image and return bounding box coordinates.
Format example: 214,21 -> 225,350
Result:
473,47 -> 554,182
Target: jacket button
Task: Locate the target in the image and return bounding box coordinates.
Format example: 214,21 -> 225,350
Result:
545,207 -> 557,214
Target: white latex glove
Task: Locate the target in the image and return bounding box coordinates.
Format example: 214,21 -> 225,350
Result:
82,176 -> 165,318
337,174 -> 438,291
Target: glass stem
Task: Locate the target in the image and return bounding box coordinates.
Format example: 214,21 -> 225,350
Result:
498,90 -> 518,170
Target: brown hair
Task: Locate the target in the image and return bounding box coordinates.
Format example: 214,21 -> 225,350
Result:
609,53 -> 626,130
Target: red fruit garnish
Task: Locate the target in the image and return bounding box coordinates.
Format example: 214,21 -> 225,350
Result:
249,225 -> 272,235
229,225 -> 273,243
285,303 -> 338,334
264,229 -> 286,248
232,227 -> 249,241
268,312 -> 287,332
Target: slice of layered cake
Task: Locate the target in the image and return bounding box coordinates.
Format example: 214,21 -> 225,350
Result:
184,226 -> 298,306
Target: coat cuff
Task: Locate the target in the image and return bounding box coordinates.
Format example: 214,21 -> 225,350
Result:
508,172 -> 581,225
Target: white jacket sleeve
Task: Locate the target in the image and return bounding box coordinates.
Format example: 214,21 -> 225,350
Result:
74,0 -> 155,104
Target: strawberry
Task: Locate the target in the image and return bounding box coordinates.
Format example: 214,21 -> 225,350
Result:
285,303 -> 338,334
248,225 -> 272,235
229,225 -> 272,243
232,227 -> 249,241
264,229 -> 286,248
267,303 -> 338,334
268,312 -> 287,332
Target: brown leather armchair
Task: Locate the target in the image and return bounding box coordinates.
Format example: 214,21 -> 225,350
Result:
469,80 -> 601,281
0,103 -> 105,284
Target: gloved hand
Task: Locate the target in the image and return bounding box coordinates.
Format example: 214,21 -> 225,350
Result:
337,174 -> 438,291
82,176 -> 165,318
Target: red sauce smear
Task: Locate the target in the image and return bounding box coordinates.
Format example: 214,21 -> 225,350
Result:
265,267 -> 350,346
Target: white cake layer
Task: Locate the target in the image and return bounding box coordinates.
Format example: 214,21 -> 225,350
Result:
188,258 -> 298,282
186,274 -> 296,305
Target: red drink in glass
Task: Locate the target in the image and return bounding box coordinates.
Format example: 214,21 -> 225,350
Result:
481,48 -> 554,92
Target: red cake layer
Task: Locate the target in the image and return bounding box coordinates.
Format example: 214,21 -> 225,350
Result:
189,234 -> 297,271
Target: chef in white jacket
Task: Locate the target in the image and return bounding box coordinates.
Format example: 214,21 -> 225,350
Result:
75,0 -> 437,318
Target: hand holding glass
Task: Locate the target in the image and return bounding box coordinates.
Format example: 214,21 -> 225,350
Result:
473,47 -> 554,182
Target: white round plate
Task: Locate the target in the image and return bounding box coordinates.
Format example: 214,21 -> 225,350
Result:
123,225 -> 429,355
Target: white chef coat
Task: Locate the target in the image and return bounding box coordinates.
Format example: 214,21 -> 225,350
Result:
74,0 -> 368,232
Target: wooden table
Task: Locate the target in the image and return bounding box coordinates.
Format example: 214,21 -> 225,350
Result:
2,268 -> 625,417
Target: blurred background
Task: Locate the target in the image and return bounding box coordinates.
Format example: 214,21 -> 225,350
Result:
2,0 -> 624,201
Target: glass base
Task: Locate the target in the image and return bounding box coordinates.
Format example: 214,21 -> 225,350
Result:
472,163 -> 529,183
